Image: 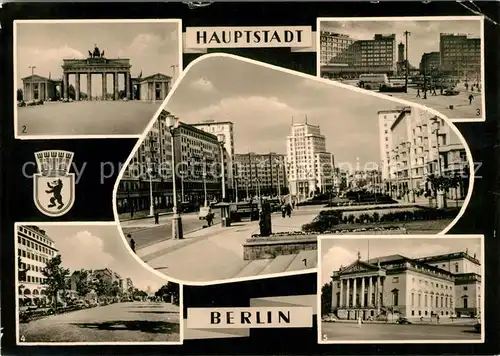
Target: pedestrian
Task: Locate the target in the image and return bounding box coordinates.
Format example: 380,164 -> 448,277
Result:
281,204 -> 286,218
206,212 -> 213,226
127,234 -> 136,253
292,200 -> 296,210
416,89 -> 420,98
440,87 -> 443,95
432,87 -> 437,96
357,316 -> 362,328
154,211 -> 159,225
130,206 -> 134,219
286,203 -> 292,218
468,93 -> 474,105
436,314 -> 440,324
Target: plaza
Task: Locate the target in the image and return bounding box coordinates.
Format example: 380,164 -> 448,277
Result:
18,301 -> 180,343
17,101 -> 159,135
321,321 -> 480,341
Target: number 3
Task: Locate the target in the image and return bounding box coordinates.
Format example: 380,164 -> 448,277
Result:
476,109 -> 481,117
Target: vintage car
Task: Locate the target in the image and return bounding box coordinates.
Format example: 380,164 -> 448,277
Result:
198,206 -> 214,220
396,317 -> 412,324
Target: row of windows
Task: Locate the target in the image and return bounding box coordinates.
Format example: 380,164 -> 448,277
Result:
411,293 -> 453,308
19,249 -> 53,264
22,275 -> 47,284
18,237 -> 56,256
18,227 -> 54,248
19,261 -> 45,273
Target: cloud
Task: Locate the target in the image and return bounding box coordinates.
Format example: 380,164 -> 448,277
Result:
57,230 -> 115,271
321,245 -> 357,284
181,95 -> 299,151
119,33 -> 164,56
190,77 -> 217,93
17,45 -> 84,79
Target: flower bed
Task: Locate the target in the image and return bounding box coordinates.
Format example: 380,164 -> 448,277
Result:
245,227 -> 406,260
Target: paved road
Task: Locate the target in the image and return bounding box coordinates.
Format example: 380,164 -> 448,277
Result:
121,211 -> 220,250
17,101 -> 160,136
321,322 -> 481,341
323,79 -> 481,119
18,301 -> 180,343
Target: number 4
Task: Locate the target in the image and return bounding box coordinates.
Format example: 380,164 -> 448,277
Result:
20,335 -> 26,342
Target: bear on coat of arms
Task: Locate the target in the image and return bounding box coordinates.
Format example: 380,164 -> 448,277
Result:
45,179 -> 65,209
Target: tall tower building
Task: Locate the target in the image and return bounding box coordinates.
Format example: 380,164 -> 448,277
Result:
398,42 -> 405,63
286,121 -> 334,200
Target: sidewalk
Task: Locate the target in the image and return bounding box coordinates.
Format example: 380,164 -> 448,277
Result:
332,319 -> 477,327
138,211 -> 319,282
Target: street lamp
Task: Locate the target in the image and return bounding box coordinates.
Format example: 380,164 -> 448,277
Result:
217,134 -> 226,201
404,141 -> 415,203
166,114 -> 183,239
234,177 -> 239,203
179,169 -> 185,203
202,157 -> 208,207
147,166 -> 155,217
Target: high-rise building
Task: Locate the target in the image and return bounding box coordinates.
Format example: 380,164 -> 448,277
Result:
329,248 -> 481,320
419,52 -> 441,74
398,41 -> 405,63
319,31 -> 356,65
233,152 -> 287,198
191,120 -> 235,187
377,108 -> 406,181
286,122 -> 335,200
17,225 -> 58,306
117,111 -> 227,212
321,33 -> 397,77
385,106 -> 468,199
439,33 -> 481,81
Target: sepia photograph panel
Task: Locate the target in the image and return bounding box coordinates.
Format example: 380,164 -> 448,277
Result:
318,17 -> 484,121
15,223 -> 182,345
14,20 -> 182,138
114,54 -> 472,284
318,235 -> 483,343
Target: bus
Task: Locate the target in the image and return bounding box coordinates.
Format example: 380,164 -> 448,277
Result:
358,74 -> 389,90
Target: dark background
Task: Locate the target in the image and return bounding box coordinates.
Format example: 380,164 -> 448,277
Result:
1,2 -> 498,355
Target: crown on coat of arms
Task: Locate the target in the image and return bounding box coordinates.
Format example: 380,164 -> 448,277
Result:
35,150 -> 74,177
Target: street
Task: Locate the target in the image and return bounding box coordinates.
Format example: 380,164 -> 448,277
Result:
326,79 -> 481,119
321,321 -> 481,341
18,301 -> 180,343
17,101 -> 160,136
121,211 -> 220,250
137,208 -> 321,282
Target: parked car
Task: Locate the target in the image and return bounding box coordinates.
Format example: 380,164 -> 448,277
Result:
321,314 -> 337,323
396,317 -> 412,324
198,206 -> 215,220
444,89 -> 460,96
179,201 -> 199,213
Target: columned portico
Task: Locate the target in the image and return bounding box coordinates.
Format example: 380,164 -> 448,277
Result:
62,46 -> 132,101
332,259 -> 387,320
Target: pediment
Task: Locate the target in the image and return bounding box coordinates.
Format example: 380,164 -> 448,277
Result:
340,260 -> 379,275
21,74 -> 52,82
141,73 -> 172,82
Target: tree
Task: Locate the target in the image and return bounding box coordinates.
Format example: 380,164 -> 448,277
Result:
92,275 -> 111,299
74,270 -> 91,298
41,255 -> 70,311
17,89 -> 23,101
111,280 -> 122,297
321,282 -> 332,316
154,282 -> 180,305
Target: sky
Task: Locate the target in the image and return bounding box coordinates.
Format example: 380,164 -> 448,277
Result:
321,19 -> 481,68
320,236 -> 482,284
40,224 -> 169,292
16,21 -> 181,93
166,55 -> 413,167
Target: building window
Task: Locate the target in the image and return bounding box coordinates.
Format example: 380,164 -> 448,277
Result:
463,286 -> 468,291
411,293 -> 414,307
392,277 -> 399,283
455,264 -> 459,273
411,310 -> 415,316
392,289 -> 399,306
463,297 -> 468,309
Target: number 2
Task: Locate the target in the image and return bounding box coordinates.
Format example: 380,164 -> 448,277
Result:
21,126 -> 27,133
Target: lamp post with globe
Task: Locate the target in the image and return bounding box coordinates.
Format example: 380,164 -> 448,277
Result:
166,114 -> 183,239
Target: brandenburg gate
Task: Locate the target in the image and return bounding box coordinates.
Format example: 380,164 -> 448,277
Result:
62,45 -> 131,101
20,45 -> 172,103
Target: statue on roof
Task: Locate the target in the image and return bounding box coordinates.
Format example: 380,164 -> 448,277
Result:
92,44 -> 101,58
357,251 -> 361,261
